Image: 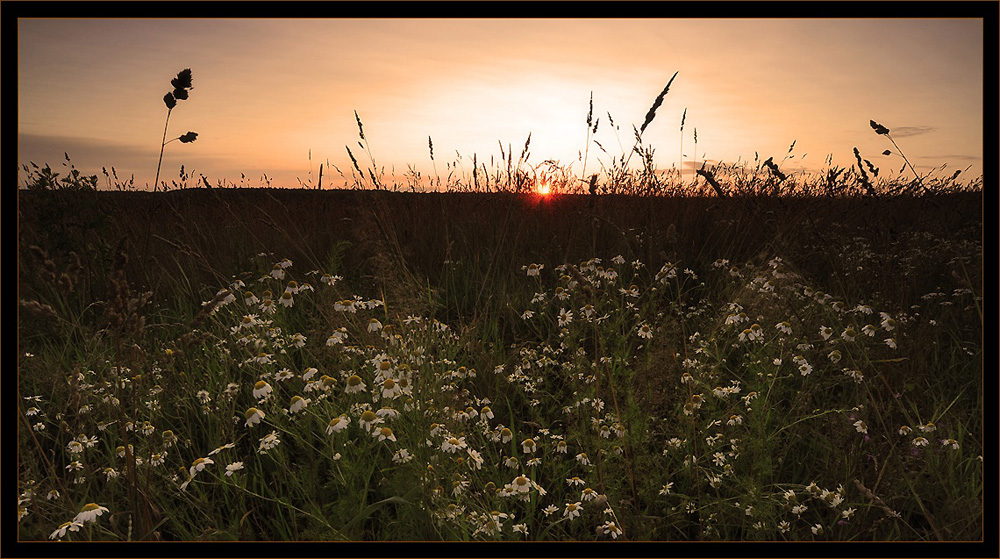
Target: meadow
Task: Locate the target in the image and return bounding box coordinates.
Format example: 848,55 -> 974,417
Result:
15,65 -> 985,544
16,166 -> 984,544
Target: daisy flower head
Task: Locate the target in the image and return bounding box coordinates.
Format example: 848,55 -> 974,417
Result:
278,291 -> 294,308
381,378 -> 402,399
521,438 -> 537,454
327,415 -> 350,434
225,462 -> 244,476
523,263 -> 543,277
637,322 -> 653,339
252,380 -> 273,401
189,457 -> 214,477
358,410 -> 379,431
376,426 -> 396,442
345,374 -> 367,394
367,318 -> 383,333
258,430 -> 281,454
441,436 -> 467,454
288,395 -> 310,414
564,501 -> 583,519
245,407 -> 265,427
49,520 -> 84,540
73,503 -> 110,525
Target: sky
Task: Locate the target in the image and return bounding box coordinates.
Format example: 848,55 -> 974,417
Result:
17,17 -> 986,190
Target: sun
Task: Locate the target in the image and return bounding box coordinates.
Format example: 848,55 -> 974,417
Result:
536,178 -> 551,196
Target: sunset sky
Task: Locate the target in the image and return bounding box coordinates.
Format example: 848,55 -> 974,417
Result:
16,15 -> 987,190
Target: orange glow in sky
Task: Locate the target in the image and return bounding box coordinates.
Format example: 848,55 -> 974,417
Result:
15,16 -> 987,190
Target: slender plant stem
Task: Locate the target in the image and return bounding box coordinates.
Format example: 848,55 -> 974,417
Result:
888,135 -> 927,192
154,108 -> 172,193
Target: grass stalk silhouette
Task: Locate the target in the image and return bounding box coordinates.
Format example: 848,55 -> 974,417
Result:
154,69 -> 198,192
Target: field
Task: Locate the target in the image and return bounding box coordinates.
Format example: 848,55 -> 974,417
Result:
16,182 -> 984,544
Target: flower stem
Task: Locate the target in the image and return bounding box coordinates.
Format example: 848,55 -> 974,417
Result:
153,108 -> 172,192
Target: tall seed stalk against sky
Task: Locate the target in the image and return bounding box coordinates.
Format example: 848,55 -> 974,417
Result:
154,69 -> 198,192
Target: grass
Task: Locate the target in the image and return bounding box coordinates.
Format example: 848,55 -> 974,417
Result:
16,182 -> 983,543
15,73 -> 984,544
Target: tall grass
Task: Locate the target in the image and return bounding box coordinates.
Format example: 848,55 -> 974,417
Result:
16,73 -> 983,544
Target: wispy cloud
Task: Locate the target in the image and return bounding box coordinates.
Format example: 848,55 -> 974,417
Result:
890,126 -> 936,138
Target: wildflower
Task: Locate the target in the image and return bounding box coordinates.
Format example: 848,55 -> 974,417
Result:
564,501 -> 583,519
912,436 -> 929,447
558,308 -> 573,327
861,324 -> 877,337
72,503 -> 109,525
581,487 -> 598,501
252,380 -> 273,400
327,415 -> 350,434
659,482 -> 673,495
326,328 -> 348,346
345,374 -> 367,394
524,263 -> 543,277
47,489 -> 60,501
441,436 -> 467,453
500,427 -> 513,443
278,291 -> 294,308
918,422 -> 936,433
898,425 -> 912,435
576,452 -> 591,466
853,420 -> 868,434
885,337 -> 897,349
258,430 -> 281,453
503,455 -> 520,468
819,326 -> 833,340
376,426 -> 396,442
556,440 -> 568,454
637,323 -> 653,339
245,407 -> 265,427
225,462 -> 244,476
270,264 -> 285,279
189,457 -> 214,477
288,395 -> 310,414
775,321 -> 792,335
842,507 -> 856,519
510,475 -> 533,494
481,405 -> 494,420
359,410 -> 379,431
828,350 -> 842,364
103,467 -> 119,481
598,521 -> 623,539
841,327 -> 857,342
367,318 -> 383,332
542,504 -> 559,516
66,441 -> 84,455
880,314 -> 896,331
941,438 -> 959,450
49,520 -> 84,540
521,438 -> 537,454
811,524 -> 824,535
512,523 -> 529,536
381,378 -> 402,399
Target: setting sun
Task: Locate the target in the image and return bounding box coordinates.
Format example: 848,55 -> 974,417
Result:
536,179 -> 551,196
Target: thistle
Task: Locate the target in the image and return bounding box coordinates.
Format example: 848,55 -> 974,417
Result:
154,69 -> 198,191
